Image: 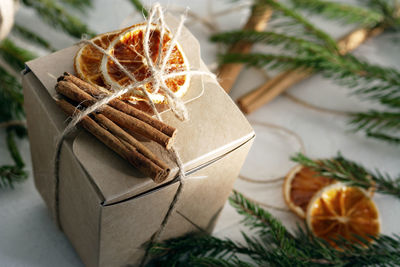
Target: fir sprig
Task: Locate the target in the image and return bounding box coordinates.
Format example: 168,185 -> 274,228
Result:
365,131 -> 400,144
0,127 -> 28,189
213,28 -> 400,142
212,0 -> 400,144
149,191 -> 400,266
260,0 -> 339,52
290,0 -> 384,26
0,66 -> 25,122
291,153 -> 400,199
351,111 -> 400,133
59,0 -> 92,9
12,24 -> 55,51
21,0 -> 96,39
360,0 -> 400,30
129,0 -> 149,18
0,66 -> 27,189
0,39 -> 36,70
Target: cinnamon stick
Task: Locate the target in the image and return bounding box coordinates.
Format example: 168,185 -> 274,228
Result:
237,25 -> 385,114
58,72 -> 176,139
92,113 -> 169,171
56,99 -> 169,183
218,3 -> 272,93
55,80 -> 175,149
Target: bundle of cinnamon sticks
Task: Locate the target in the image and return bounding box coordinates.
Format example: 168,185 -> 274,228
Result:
55,73 -> 175,183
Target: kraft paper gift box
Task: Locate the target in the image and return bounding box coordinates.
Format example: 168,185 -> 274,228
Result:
22,15 -> 254,267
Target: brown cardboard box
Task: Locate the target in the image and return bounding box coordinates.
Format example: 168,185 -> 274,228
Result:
22,16 -> 254,267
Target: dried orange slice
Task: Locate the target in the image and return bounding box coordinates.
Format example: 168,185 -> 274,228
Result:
100,23 -> 190,103
283,164 -> 335,218
306,184 -> 380,246
74,29 -> 122,87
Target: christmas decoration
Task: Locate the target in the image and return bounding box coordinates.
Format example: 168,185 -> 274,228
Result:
149,190 -> 400,266
212,0 -> 400,143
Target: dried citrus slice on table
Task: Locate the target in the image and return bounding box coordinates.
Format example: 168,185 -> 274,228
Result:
74,30 -> 122,87
283,164 -> 335,218
306,184 -> 380,246
100,23 -> 190,104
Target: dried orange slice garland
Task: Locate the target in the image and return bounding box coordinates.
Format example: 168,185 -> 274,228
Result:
283,162 -> 380,246
307,184 -> 380,246
74,23 -> 190,104
283,165 -> 335,218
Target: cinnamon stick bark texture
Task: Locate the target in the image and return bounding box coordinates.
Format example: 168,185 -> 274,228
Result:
237,26 -> 385,114
55,79 -> 175,149
56,99 -> 169,183
218,3 -> 272,93
59,73 -> 176,138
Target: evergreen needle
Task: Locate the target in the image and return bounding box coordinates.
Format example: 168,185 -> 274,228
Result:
12,24 -> 55,51
0,39 -> 36,70
129,0 -> 149,18
291,153 -> 400,199
21,0 -> 96,39
149,191 -> 400,266
290,0 -> 384,26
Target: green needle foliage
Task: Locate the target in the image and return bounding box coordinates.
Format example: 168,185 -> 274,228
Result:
0,0 -> 97,189
21,0 -> 96,39
0,66 -> 27,189
212,0 -> 400,144
260,0 -> 339,52
292,153 -> 400,199
0,66 -> 24,122
129,0 -> 149,18
59,0 -> 92,9
351,111 -> 400,144
0,127 -> 28,189
12,24 -> 55,51
0,39 -> 35,70
291,0 -> 384,26
149,191 -> 400,266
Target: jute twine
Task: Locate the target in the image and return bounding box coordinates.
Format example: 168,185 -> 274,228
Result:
52,3 -> 216,265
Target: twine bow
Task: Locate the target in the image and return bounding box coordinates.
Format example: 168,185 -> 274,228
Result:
53,4 -> 217,262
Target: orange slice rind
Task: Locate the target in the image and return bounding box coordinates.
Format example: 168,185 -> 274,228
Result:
283,164 -> 335,218
74,29 -> 122,87
100,23 -> 190,103
306,183 -> 380,246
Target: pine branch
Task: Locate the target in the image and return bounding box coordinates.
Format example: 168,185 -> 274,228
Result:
21,0 -> 96,39
0,66 -> 25,122
291,153 -> 400,199
366,131 -> 400,144
149,191 -> 400,266
129,0 -> 148,18
59,0 -> 92,9
290,0 -> 384,26
260,0 -> 339,51
0,127 -> 27,189
351,111 -> 400,132
359,0 -> 400,29
211,30 -> 327,57
0,38 -> 36,70
149,234 -> 256,266
12,24 -> 55,51
229,190 -> 295,247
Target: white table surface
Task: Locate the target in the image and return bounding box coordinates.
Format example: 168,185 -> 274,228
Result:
1,0 -> 400,266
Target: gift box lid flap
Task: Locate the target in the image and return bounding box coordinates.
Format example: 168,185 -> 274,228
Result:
25,18 -> 254,205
